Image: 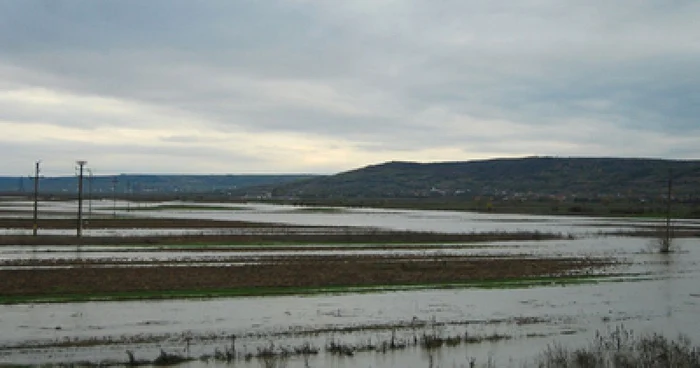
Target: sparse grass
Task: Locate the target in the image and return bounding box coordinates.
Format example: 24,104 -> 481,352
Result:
536,326 -> 700,368
14,327 -> 700,367
202,339 -> 317,367
420,329 -> 512,350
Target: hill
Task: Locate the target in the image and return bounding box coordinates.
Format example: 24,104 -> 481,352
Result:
270,157 -> 700,201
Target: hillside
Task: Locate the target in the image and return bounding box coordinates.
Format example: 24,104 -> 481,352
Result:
271,157 -> 700,200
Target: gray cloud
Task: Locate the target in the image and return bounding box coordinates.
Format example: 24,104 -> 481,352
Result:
1,0 -> 699,175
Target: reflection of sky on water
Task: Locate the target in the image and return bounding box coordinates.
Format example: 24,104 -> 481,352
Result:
4,200 -> 700,236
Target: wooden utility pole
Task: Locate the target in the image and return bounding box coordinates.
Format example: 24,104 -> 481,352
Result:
76,160 -> 87,238
663,169 -> 673,253
87,169 -> 93,221
126,181 -> 131,212
112,177 -> 119,218
32,161 -> 40,236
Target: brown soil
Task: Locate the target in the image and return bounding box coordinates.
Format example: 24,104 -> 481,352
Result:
0,255 -> 611,297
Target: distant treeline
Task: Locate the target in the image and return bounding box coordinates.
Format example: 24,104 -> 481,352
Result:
0,174 -> 316,196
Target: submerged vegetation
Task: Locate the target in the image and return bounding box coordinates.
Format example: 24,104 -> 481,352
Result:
536,326 -> 700,368
14,325 -> 700,367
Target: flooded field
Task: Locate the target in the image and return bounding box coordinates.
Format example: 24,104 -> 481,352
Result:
0,200 -> 699,367
4,200 -> 700,236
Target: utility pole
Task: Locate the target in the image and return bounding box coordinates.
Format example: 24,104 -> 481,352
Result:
76,160 -> 87,238
32,161 -> 40,236
126,181 -> 131,212
664,169 -> 673,252
112,177 -> 119,218
87,169 -> 94,221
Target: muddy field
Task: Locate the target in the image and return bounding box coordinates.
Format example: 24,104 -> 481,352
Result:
0,254 -> 611,298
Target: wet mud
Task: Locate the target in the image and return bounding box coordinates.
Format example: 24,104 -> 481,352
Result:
0,255 -> 611,297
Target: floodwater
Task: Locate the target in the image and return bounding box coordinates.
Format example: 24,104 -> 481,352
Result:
0,201 -> 699,367
0,238 -> 649,269
130,203 -> 700,236
5,200 -> 700,236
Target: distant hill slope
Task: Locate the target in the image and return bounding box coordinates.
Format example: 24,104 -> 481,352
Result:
271,157 -> 700,200
0,174 -> 315,195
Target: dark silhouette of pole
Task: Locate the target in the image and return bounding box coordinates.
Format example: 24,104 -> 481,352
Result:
664,169 -> 673,252
112,177 -> 118,218
87,169 -> 93,221
76,160 -> 87,238
126,181 -> 131,212
32,161 -> 40,236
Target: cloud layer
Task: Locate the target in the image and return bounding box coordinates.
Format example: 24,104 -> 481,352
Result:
1,0 -> 699,175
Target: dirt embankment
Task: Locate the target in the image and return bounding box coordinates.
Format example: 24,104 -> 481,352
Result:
0,256 -> 611,297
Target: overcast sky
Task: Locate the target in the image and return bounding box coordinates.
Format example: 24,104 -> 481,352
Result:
1,0 -> 699,175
